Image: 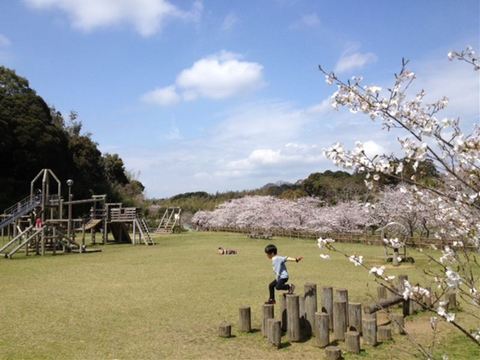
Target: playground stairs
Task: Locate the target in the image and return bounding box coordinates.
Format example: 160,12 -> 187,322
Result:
135,216 -> 155,245
0,225 -> 44,259
155,208 -> 181,234
0,195 -> 42,231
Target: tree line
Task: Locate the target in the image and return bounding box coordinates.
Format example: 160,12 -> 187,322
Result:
0,66 -> 143,210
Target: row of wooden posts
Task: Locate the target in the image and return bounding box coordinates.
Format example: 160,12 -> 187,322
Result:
219,276 -> 457,359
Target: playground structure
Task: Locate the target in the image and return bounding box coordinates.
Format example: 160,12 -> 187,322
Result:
155,207 -> 182,233
0,169 -> 154,259
220,276 -> 454,358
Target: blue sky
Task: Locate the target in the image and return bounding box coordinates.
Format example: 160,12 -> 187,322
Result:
1,0 -> 479,198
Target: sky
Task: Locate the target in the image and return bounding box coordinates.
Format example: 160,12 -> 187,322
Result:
1,0 -> 479,198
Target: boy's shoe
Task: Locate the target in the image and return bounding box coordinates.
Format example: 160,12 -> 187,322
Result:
264,299 -> 276,305
288,284 -> 295,294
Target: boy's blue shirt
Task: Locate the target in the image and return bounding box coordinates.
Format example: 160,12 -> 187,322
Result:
272,255 -> 288,279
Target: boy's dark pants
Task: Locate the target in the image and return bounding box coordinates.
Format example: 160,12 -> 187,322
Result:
269,278 -> 289,300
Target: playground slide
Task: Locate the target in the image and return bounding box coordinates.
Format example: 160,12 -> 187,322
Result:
82,218 -> 102,231
109,223 -> 131,243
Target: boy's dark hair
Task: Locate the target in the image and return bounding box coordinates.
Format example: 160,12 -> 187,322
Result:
264,244 -> 277,255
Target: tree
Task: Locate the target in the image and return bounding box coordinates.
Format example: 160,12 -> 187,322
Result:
319,47 -> 480,349
0,66 -> 72,208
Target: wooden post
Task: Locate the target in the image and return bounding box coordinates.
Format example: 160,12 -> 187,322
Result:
304,283 -> 317,337
345,331 -> 360,354
299,294 -> 306,333
218,322 -> 232,338
348,303 -> 362,334
321,286 -> 334,330
315,312 -> 329,348
336,288 -> 349,326
325,346 -> 342,360
424,287 -> 432,308
397,274 -> 408,293
377,285 -> 387,301
333,300 -> 347,341
362,318 -> 377,346
279,294 -> 287,331
239,306 -> 251,332
286,294 -> 301,342
262,304 -> 274,337
270,320 -> 281,348
267,318 -> 275,343
378,326 -> 392,341
446,292 -> 457,311
390,313 -> 405,335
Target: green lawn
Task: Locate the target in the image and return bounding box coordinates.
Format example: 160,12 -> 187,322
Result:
0,232 -> 478,359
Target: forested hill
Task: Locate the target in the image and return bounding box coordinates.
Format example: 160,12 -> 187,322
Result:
151,163 -> 439,214
0,66 -> 143,210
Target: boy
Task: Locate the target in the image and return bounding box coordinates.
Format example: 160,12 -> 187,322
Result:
264,244 -> 303,304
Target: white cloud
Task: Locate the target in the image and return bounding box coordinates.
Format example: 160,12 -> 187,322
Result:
334,47 -> 377,74
0,34 -> 11,47
290,13 -> 320,29
143,51 -> 264,105
363,140 -> 386,158
24,0 -> 202,36
142,85 -> 180,106
221,12 -> 239,31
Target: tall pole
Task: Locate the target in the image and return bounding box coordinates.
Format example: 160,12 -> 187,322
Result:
67,179 -> 73,240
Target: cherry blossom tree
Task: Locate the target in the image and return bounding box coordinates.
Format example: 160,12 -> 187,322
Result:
319,47 -> 480,348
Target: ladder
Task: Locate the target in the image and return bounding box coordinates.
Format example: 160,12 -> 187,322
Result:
155,208 -> 181,233
135,217 -> 155,245
1,226 -> 44,259
0,195 -> 42,231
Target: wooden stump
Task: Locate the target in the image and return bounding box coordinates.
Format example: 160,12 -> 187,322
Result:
424,287 -> 432,308
377,286 -> 387,301
390,313 -> 405,335
304,283 -> 317,337
333,300 -> 347,341
362,318 -> 377,346
321,286 -> 334,330
336,288 -> 349,326
286,294 -> 301,342
270,320 -> 282,348
262,304 -> 274,337
345,331 -> 360,354
348,303 -> 362,335
397,275 -> 408,293
446,292 -> 457,311
315,312 -> 330,348
377,326 -> 392,341
219,322 -> 232,338
267,318 -> 276,343
325,346 -> 342,360
239,306 -> 251,332
280,294 -> 287,331
299,294 -> 306,333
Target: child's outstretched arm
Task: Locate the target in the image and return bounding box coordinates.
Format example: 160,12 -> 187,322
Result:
286,256 -> 303,263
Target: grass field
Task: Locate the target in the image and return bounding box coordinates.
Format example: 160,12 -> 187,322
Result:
0,232 -> 478,359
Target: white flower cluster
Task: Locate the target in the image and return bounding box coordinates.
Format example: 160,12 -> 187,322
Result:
369,265 -> 385,277
439,246 -> 456,264
383,237 -> 404,249
445,268 -> 462,289
437,301 -> 456,322
348,255 -> 363,266
401,280 -> 430,300
317,237 -> 335,249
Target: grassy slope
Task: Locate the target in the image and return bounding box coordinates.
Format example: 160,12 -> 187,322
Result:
0,232 -> 478,359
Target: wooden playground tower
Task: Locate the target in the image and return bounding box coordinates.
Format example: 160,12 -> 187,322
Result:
0,169 -> 154,259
